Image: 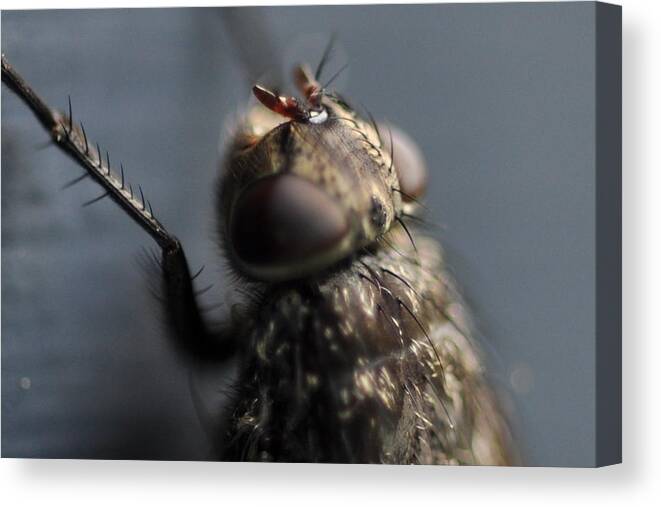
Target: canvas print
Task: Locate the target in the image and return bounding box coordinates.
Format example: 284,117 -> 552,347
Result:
1,3 -> 621,466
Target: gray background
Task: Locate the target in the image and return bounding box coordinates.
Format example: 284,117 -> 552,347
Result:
1,3 -> 596,466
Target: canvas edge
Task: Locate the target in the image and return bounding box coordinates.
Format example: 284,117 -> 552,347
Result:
595,0 -> 622,468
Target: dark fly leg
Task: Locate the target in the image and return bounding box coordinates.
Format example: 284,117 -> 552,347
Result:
1,54 -> 236,363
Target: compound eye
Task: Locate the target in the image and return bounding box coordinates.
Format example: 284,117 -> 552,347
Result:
381,124 -> 428,201
229,174 -> 349,278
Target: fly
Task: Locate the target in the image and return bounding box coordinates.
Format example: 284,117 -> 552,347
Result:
1,43 -> 515,464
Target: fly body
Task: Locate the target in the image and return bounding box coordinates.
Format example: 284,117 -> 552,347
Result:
1,44 -> 516,464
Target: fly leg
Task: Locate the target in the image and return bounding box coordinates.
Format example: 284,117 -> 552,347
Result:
160,240 -> 237,361
1,54 -> 236,363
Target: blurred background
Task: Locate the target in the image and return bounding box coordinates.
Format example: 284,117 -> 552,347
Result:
2,4 -> 596,466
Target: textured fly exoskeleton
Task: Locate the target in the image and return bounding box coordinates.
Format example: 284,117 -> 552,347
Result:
1,45 -> 516,464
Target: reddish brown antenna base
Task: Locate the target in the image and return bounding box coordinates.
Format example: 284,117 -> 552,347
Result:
252,85 -> 309,122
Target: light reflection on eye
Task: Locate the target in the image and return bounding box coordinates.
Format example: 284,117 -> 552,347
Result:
381,124 -> 429,201
309,108 -> 329,125
229,173 -> 349,276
